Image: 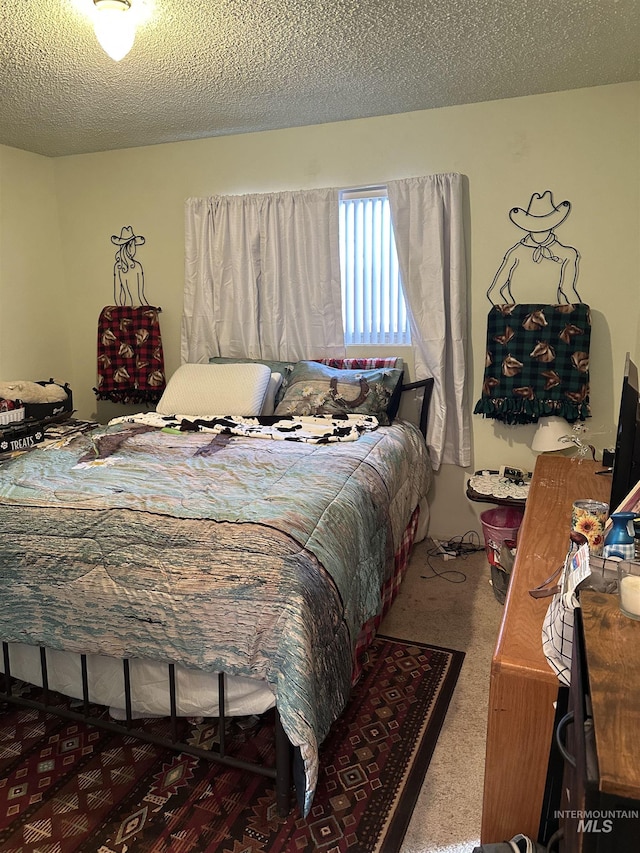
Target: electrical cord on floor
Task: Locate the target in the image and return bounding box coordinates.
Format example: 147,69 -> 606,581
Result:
420,531 -> 485,583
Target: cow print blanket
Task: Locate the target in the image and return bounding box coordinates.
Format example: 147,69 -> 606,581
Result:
109,411 -> 378,443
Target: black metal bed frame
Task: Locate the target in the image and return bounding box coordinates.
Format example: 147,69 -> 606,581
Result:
401,376 -> 434,439
0,642 -> 293,817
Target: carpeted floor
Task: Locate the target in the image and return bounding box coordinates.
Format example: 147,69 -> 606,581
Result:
383,537 -> 505,853
0,634 -> 464,853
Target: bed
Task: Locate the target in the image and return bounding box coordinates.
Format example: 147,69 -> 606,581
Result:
0,357 -> 433,816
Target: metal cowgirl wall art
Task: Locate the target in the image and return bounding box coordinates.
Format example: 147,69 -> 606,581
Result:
112,225 -> 148,306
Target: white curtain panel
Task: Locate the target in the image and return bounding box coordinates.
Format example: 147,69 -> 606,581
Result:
387,173 -> 470,469
182,190 -> 346,364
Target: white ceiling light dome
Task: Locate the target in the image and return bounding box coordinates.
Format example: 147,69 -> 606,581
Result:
93,0 -> 137,61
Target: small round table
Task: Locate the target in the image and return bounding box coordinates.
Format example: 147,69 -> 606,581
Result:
466,470 -> 529,508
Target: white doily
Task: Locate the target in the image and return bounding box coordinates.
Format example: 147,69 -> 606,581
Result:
468,473 -> 529,501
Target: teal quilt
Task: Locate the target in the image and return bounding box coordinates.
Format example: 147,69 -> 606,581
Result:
0,420 -> 431,814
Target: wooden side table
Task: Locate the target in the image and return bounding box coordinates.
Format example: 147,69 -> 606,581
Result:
466,469 -> 529,508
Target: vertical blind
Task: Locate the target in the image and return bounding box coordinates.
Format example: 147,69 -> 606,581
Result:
339,187 -> 411,346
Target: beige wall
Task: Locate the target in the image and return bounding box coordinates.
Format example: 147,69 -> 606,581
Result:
3,82 -> 639,536
0,145 -> 71,380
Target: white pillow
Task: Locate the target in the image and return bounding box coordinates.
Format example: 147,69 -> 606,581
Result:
156,363 -> 271,417
261,372 -> 284,415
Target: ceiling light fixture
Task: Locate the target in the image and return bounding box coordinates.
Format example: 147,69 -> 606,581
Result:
92,0 -> 137,61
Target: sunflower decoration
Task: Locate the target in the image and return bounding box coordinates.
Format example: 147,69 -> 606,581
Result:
571,503 -> 608,553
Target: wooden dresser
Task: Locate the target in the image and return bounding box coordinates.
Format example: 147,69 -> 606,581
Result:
481,454 -> 610,843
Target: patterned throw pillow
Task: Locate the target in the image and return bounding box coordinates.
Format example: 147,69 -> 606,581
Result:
314,357 -> 405,420
274,361 -> 403,425
314,357 -> 403,372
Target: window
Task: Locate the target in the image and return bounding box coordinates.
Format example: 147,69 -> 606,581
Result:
339,186 -> 411,346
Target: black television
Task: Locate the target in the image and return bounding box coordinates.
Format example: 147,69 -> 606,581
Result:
609,353 -> 640,512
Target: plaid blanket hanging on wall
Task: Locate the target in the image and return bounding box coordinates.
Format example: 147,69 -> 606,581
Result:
94,305 -> 166,404
473,303 -> 591,425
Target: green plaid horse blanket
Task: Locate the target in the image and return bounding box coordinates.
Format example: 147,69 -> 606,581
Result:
474,303 -> 591,425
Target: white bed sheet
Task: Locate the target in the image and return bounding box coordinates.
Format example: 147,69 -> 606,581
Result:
1,644 -> 275,719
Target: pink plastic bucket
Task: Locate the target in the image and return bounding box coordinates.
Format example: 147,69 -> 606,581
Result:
480,506 -> 524,603
479,506 -> 524,569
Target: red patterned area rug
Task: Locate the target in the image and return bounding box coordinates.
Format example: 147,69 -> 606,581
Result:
0,636 -> 464,852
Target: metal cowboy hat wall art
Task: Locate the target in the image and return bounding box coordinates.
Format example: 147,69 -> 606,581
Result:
475,192 -> 591,425
486,190 -> 583,306
112,225 -> 145,246
509,191 -> 571,231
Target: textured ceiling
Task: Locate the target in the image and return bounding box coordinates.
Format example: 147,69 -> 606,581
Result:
1,0 -> 638,158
